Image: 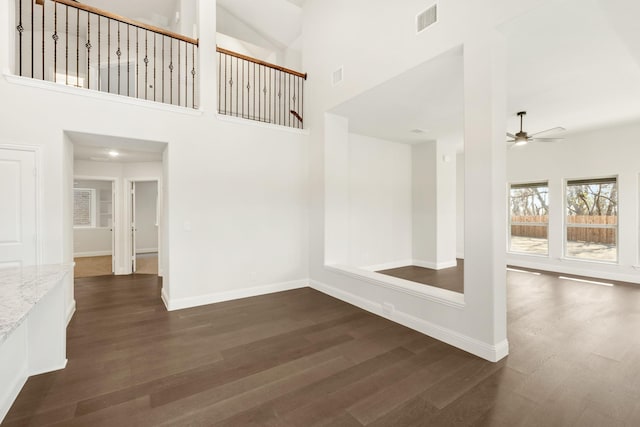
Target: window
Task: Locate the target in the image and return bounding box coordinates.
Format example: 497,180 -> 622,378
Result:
73,188 -> 96,228
565,177 -> 617,262
509,182 -> 549,255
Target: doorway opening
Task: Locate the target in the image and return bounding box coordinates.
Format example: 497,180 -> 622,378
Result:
130,180 -> 159,275
73,178 -> 115,278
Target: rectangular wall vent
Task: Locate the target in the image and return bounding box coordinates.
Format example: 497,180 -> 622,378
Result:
332,66 -> 343,86
416,4 -> 438,33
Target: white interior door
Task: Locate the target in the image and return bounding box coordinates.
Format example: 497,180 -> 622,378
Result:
111,181 -> 116,274
0,149 -> 37,269
131,181 -> 137,273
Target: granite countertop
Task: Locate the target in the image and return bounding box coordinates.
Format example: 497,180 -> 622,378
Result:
0,264 -> 72,344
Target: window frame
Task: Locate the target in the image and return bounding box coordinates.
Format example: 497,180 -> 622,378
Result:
563,175 -> 619,264
73,187 -> 97,229
508,181 -> 550,257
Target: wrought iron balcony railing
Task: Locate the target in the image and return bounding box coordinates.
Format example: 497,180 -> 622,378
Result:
15,0 -> 199,108
217,47 -> 306,129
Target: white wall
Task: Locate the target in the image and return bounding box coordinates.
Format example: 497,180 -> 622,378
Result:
135,181 -> 158,253
507,120 -> 640,283
411,142 -> 437,264
305,0 -> 520,361
348,133 -> 412,268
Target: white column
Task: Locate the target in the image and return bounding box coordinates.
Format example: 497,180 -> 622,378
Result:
197,0 -> 216,113
324,113 -> 350,265
463,30 -> 508,349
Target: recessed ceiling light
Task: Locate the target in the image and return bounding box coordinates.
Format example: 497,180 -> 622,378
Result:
108,150 -> 119,157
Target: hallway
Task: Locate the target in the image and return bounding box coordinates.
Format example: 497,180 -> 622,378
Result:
3,271 -> 640,426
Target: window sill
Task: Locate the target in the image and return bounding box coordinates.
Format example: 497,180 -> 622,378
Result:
507,251 -> 549,258
560,257 -> 619,266
324,264 -> 465,309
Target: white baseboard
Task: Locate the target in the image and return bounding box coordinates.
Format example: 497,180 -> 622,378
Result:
29,359 -> 68,377
362,259 -> 413,272
73,251 -> 112,258
164,279 -> 309,311
309,279 -> 508,363
412,259 -> 458,270
364,259 -> 458,272
456,252 -> 465,260
507,258 -> 640,285
65,300 -> 76,326
136,248 -> 158,254
161,287 -> 170,311
0,367 -> 27,424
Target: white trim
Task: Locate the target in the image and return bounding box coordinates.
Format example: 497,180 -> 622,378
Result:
506,257 -> 640,285
325,264 -> 465,308
456,252 -> 465,259
4,74 -> 204,116
135,248 -> 158,254
412,259 -> 458,270
0,370 -> 27,424
65,300 -> 76,326
161,288 -> 170,311
29,359 -> 68,377
309,279 -> 508,362
73,251 -> 112,258
361,259 -> 413,272
164,279 -> 309,311
216,113 -> 310,135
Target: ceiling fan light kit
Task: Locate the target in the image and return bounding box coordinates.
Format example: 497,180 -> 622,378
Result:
506,111 -> 565,147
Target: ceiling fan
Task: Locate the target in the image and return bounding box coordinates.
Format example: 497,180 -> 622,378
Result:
507,111 -> 565,146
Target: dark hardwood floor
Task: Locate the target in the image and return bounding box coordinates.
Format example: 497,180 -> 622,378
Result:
3,270 -> 640,426
377,260 -> 465,293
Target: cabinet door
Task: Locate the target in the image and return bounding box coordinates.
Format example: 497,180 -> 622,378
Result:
0,149 -> 37,269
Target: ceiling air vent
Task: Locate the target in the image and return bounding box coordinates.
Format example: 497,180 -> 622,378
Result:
332,66 -> 343,86
416,4 -> 438,34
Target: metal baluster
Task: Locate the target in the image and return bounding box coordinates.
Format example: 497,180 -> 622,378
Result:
16,0 -> 24,76
127,25 -> 130,96
97,16 -> 100,90
86,13 -> 90,89
65,5 -> 68,85
31,0 -> 33,77
191,44 -> 196,109
218,52 -> 221,113
153,34 -> 156,102
236,57 -> 239,117
169,39 -> 173,105
177,41 -> 181,106
17,0 -> 22,76
144,30 -> 148,100
225,53 -> 228,114
76,8 -> 79,86
53,2 -> 58,83
269,68 -> 272,124
162,36 -> 165,103
117,22 -> 121,94
41,0 -> 45,80
242,59 -> 245,118
136,27 -> 139,98
184,41 -> 188,108
301,75 -> 304,129
107,18 -> 110,93
253,63 -> 256,120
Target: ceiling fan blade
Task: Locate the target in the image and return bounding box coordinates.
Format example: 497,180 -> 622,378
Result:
530,127 -> 566,137
531,137 -> 564,142
506,132 -> 516,139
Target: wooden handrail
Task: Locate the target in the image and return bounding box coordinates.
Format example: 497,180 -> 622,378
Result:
35,0 -> 199,45
216,47 -> 307,80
